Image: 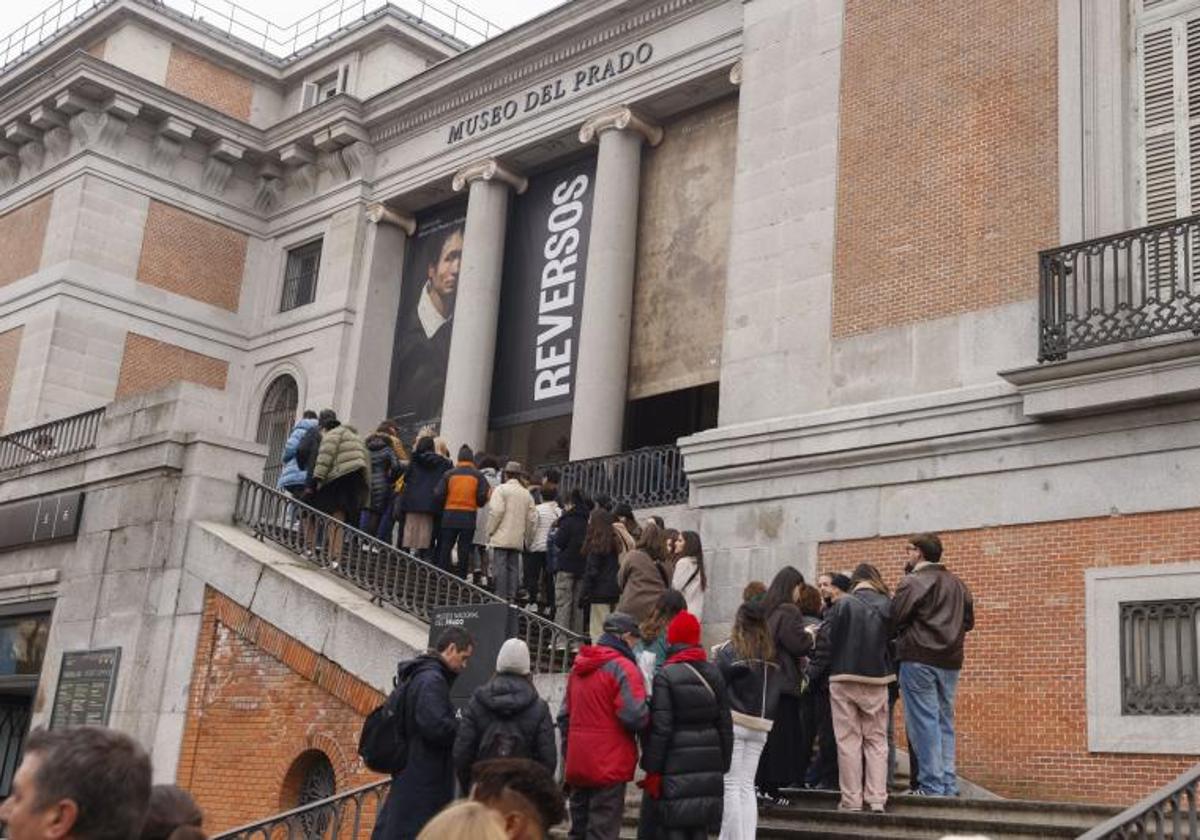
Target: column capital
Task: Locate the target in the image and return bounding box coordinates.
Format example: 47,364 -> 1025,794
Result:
365,202 -> 416,235
451,158 -> 528,194
729,58 -> 743,87
579,105 -> 663,147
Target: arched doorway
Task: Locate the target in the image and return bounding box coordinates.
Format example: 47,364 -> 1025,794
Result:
256,375 -> 299,487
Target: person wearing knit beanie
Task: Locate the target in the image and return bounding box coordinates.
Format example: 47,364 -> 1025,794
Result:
666,611 -> 701,648
495,637 -> 531,676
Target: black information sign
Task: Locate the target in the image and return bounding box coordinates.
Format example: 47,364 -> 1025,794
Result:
49,647 -> 120,729
0,491 -> 83,552
428,604 -> 515,708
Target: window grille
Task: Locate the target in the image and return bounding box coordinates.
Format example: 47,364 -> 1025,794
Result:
280,240 -> 322,312
1120,597 -> 1200,715
256,375 -> 298,487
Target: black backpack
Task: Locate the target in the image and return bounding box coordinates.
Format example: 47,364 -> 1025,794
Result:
358,676 -> 411,774
477,716 -> 530,762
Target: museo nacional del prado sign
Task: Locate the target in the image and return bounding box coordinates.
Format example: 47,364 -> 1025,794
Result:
445,41 -> 655,145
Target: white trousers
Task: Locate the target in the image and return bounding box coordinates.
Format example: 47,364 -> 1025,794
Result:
718,722 -> 769,840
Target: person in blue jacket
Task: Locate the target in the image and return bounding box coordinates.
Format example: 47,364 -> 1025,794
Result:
277,410 -> 318,495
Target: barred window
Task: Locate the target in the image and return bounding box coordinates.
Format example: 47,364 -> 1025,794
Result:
281,240 -> 321,311
1120,597 -> 1200,715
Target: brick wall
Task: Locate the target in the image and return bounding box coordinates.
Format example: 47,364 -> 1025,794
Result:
136,201 -> 247,311
817,510 -> 1200,804
115,333 -> 228,399
164,45 -> 253,121
177,589 -> 385,832
0,194 -> 52,287
0,326 -> 23,430
831,0 -> 1059,338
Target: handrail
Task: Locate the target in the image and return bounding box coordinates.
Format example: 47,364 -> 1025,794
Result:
1077,762 -> 1200,839
0,407 -> 105,473
543,444 -> 690,509
232,475 -> 587,674
211,778 -> 390,840
1038,212 -> 1200,362
0,0 -> 504,72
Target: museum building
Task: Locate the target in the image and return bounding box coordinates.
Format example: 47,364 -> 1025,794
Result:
0,0 -> 1197,827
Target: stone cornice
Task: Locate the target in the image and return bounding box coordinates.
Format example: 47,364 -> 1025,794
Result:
366,0 -> 722,147
451,158 -> 528,194
579,105 -> 663,146
365,202 -> 416,234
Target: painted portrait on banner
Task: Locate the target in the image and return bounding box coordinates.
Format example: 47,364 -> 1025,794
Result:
387,203 -> 466,442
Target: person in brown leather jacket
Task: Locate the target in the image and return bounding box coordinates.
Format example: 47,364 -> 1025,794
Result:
892,533 -> 974,797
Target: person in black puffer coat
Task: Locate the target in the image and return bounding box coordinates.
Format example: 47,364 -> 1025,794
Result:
452,639 -> 557,791
580,508 -> 622,641
362,428 -> 400,537
399,435 -> 451,559
552,490 -> 590,634
640,611 -> 733,840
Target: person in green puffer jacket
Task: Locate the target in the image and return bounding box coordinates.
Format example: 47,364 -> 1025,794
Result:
305,415 -> 370,565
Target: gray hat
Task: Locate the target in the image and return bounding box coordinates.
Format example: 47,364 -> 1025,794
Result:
503,460 -> 526,476
495,638 -> 531,676
602,612 -> 641,638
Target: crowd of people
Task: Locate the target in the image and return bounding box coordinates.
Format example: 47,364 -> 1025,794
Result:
363,519 -> 974,840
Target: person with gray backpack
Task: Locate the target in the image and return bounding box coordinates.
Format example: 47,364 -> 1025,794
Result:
452,639 -> 557,792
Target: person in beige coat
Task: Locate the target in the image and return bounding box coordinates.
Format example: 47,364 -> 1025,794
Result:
617,522 -> 671,624
487,461 -> 536,603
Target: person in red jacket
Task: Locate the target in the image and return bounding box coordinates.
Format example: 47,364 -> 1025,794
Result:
557,612 -> 649,840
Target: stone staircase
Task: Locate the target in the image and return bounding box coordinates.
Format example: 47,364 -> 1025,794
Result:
553,789 -> 1120,839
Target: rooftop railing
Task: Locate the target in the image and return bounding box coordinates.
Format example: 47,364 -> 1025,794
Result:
1077,762 -> 1199,839
212,778 -> 390,840
545,444 -> 690,509
232,476 -> 586,674
0,0 -> 503,72
0,407 -> 104,474
1039,214 -> 1200,362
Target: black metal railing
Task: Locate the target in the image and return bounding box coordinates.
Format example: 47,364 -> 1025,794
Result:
232,476 -> 586,674
0,407 -> 104,473
211,779 -> 390,840
1078,763 -> 1200,839
546,444 -> 689,508
1039,214 -> 1200,361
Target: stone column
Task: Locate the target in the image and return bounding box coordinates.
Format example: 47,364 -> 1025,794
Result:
439,159 -> 527,451
342,203 -> 414,430
569,106 -> 662,461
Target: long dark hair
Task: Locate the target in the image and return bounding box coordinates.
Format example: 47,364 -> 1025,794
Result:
582,509 -> 618,555
762,566 -> 805,616
678,530 -> 706,592
851,562 -> 891,596
636,522 -> 668,564
730,600 -> 775,661
640,590 -> 686,642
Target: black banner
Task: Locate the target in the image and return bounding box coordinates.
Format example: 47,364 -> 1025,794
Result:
387,203 -> 467,443
428,604 -> 515,708
490,156 -> 596,428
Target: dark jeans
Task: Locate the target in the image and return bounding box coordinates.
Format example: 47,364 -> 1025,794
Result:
568,783 -> 626,840
438,527 -> 473,578
523,551 -> 551,605
805,686 -> 838,789
378,495 -> 404,545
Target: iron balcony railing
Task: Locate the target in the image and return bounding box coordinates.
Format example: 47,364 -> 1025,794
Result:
232,476 -> 586,674
1039,214 -> 1200,362
0,0 -> 503,72
212,778 -> 390,840
0,407 -> 104,473
1078,762 -> 1200,840
546,444 -> 689,509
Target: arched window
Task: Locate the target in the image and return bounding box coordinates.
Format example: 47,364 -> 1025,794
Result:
256,375 -> 299,487
280,749 -> 336,840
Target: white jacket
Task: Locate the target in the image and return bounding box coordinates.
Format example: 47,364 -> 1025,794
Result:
486,479 -> 536,550
672,555 -> 705,621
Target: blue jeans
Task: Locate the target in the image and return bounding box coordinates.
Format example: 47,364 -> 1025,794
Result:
899,661 -> 960,795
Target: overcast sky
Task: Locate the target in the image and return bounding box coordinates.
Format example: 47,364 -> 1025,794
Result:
0,0 -> 570,55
